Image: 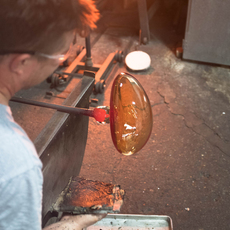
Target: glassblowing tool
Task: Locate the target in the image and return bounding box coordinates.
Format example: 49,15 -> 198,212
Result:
11,72 -> 153,155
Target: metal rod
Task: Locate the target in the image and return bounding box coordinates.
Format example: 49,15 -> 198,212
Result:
85,35 -> 91,58
10,97 -> 94,118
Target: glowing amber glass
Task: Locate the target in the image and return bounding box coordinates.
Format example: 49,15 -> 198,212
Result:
110,73 -> 153,156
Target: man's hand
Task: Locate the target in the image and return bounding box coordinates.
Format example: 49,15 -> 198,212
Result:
61,213 -> 107,229
43,213 -> 107,230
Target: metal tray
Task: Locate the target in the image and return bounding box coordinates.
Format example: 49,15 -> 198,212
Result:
87,214 -> 173,230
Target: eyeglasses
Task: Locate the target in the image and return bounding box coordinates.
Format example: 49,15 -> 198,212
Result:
0,43 -> 74,63
37,43 -> 74,62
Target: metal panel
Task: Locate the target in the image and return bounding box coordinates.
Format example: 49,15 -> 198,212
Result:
183,0 -> 230,66
34,76 -> 95,219
87,214 -> 173,230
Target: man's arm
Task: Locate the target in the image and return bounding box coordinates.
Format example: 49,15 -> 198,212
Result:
0,167 -> 43,230
43,214 -> 107,230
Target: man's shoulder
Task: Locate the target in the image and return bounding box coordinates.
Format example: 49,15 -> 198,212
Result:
0,110 -> 42,183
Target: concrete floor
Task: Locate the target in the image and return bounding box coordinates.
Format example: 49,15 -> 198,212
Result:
78,2 -> 230,230
9,1 -> 230,230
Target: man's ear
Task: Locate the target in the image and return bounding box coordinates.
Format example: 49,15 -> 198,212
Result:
9,54 -> 33,76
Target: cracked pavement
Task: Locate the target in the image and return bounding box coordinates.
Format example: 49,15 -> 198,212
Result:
79,3 -> 230,230
8,2 -> 230,229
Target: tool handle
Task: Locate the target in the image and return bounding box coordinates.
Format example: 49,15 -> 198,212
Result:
10,97 -> 95,118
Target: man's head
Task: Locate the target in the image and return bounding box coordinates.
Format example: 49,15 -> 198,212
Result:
0,0 -> 99,104
0,0 -> 99,54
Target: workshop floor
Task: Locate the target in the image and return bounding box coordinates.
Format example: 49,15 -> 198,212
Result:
79,2 -> 230,230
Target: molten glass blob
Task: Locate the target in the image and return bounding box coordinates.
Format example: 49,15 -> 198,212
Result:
110,72 -> 153,156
